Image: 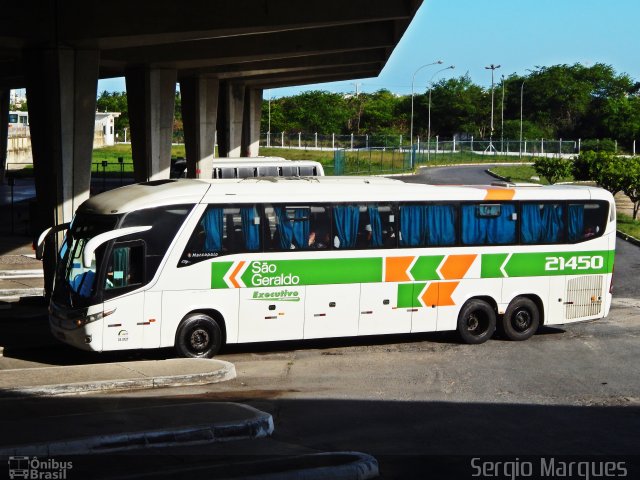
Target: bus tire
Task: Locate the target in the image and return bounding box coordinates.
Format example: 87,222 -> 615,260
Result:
175,313 -> 222,358
502,297 -> 539,341
457,299 -> 496,345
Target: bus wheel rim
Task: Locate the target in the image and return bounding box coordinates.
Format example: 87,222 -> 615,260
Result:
190,328 -> 210,351
513,310 -> 531,332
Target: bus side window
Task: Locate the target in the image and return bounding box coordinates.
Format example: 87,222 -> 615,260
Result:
568,202 -> 608,242
520,203 -> 565,244
105,242 -> 144,290
462,203 -> 516,245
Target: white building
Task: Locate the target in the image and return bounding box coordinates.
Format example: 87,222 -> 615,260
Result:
94,111 -> 121,146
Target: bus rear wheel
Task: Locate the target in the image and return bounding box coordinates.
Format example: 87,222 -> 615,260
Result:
501,297 -> 539,341
175,313 -> 222,358
457,299 -> 496,345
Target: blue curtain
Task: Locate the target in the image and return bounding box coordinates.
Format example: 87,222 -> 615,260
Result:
241,206 -> 261,251
400,205 -> 427,247
292,208 -> 310,248
275,208 -> 294,249
542,204 -> 564,243
426,205 -> 456,245
201,208 -> 223,251
368,206 -> 384,248
462,204 -> 516,245
487,204 -> 516,244
334,205 -> 359,248
521,204 -> 543,244
461,205 -> 486,245
568,204 -> 584,241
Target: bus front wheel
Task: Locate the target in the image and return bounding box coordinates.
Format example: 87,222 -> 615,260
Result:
457,299 -> 496,345
175,313 -> 222,358
501,297 -> 540,341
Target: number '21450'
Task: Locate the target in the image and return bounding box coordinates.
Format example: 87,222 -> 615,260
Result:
544,255 -> 604,271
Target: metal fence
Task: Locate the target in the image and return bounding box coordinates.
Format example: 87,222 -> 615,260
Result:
261,133 -> 586,156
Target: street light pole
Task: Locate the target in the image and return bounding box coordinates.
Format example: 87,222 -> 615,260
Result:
410,60 -> 443,167
519,80 -> 525,158
485,64 -> 501,153
427,65 -> 455,162
501,75 -> 505,153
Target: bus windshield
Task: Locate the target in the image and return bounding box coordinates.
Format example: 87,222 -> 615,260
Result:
53,214 -> 119,307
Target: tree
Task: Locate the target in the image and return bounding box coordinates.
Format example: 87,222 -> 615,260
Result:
620,157 -> 640,219
423,75 -> 489,138
533,157 -> 572,184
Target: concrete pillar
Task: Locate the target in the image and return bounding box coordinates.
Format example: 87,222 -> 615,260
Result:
126,68 -> 177,182
181,76 -> 219,178
0,88 -> 8,182
24,47 -> 99,296
241,88 -> 262,157
216,81 -> 244,158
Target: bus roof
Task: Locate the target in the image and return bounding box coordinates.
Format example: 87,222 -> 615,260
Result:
78,177 -> 614,216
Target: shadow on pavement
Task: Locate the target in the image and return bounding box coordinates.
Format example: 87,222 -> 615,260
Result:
0,392 -> 637,479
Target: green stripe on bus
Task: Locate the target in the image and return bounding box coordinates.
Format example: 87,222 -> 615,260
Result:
211,261 -> 233,288
240,258 -> 383,288
397,283 -> 425,308
480,250 -> 614,278
410,255 -> 443,281
481,253 -> 509,278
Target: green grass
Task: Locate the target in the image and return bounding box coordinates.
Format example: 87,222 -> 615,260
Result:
617,213 -> 640,239
489,165 -> 574,185
91,145 -> 187,173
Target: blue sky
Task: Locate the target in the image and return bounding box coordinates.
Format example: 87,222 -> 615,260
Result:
98,0 -> 639,98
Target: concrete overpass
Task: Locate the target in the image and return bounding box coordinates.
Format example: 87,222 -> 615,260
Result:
0,0 -> 423,292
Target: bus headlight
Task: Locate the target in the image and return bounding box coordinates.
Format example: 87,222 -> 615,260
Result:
75,308 -> 116,328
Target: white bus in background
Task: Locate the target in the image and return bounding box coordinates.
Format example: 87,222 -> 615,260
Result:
44,177 -> 615,358
171,157 -> 324,179
211,157 -> 324,179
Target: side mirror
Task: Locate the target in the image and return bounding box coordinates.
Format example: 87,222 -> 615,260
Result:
82,226 -> 152,268
36,223 -> 70,260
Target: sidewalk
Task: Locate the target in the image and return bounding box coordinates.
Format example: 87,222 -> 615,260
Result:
0,357 -> 236,397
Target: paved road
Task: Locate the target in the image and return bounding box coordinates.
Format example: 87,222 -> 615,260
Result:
400,164 -> 502,185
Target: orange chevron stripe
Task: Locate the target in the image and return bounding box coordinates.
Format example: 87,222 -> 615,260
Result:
440,254 -> 477,280
437,281 -> 459,306
421,283 -> 439,307
484,188 -> 515,200
385,257 -> 414,282
229,261 -> 245,288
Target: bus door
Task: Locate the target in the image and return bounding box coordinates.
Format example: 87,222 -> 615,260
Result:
305,283 -> 360,339
238,286 -> 305,342
547,276 -> 567,324
359,281 -> 413,335
101,241 -> 146,349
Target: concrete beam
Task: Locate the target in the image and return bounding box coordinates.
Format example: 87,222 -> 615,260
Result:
181,76 -> 219,179
216,82 -> 245,158
50,0 -> 420,49
0,88 -> 8,182
242,88 -> 262,157
243,64 -> 382,88
100,22 -> 396,69
24,48 -> 99,296
177,49 -> 388,80
126,68 -> 177,182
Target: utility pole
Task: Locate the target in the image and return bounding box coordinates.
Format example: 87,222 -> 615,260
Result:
484,64 -> 501,153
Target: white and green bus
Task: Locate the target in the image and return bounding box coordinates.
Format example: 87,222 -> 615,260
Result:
46,177 -> 616,357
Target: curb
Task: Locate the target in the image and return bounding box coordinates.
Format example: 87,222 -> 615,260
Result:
617,230 -> 640,247
234,452 -> 379,480
0,287 -> 44,300
88,451 -> 378,480
0,402 -> 274,456
0,360 -> 236,398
